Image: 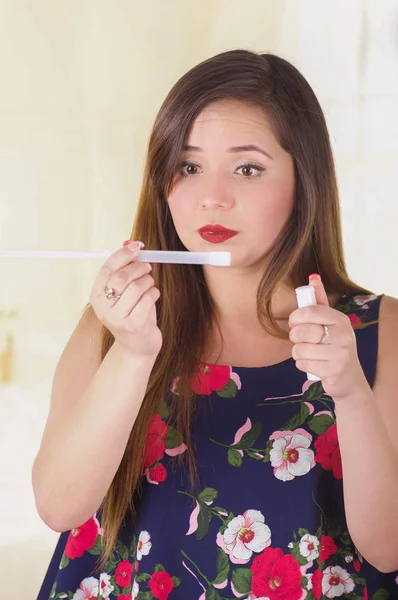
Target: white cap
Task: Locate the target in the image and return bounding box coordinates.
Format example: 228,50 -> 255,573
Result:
295,285 -> 316,308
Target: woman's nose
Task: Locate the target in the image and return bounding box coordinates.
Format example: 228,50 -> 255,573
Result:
199,175 -> 235,210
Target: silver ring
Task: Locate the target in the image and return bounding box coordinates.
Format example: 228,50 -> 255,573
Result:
320,325 -> 330,344
104,285 -> 121,302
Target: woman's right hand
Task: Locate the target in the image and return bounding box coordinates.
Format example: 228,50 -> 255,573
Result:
90,241 -> 162,359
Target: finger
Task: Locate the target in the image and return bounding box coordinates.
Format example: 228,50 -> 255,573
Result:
103,262 -> 152,300
292,342 -> 334,362
294,359 -> 330,380
289,304 -> 344,328
308,274 -> 329,306
93,242 -> 144,295
126,286 -> 160,322
115,274 -> 156,318
289,323 -> 327,345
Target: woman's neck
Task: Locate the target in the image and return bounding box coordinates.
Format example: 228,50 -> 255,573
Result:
203,263 -> 296,325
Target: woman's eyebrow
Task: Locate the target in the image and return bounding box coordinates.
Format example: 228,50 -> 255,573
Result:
183,144 -> 273,160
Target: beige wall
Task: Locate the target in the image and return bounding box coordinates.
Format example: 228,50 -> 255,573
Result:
1,0 -> 397,597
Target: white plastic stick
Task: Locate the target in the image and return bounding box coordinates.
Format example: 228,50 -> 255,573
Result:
295,285 -> 321,382
0,249 -> 231,267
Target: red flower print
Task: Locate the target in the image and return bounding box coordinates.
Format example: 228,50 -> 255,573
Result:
250,547 -> 302,600
65,517 -> 99,559
117,596 -> 132,600
143,414 -> 169,470
190,364 -> 231,394
314,424 -> 343,479
363,587 -> 368,600
115,560 -> 133,588
348,313 -> 362,328
148,414 -> 169,438
319,535 -> 337,561
149,570 -> 174,600
312,568 -> 323,600
353,559 -> 361,572
149,464 -> 167,482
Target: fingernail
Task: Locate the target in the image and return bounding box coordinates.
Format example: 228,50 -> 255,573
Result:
123,240 -> 145,250
309,273 -> 321,281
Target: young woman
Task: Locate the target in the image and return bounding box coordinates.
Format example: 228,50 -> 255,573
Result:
35,50 -> 398,600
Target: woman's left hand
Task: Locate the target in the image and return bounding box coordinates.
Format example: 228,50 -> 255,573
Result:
289,275 -> 369,401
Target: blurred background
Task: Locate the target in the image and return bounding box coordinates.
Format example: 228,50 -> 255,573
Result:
0,0 -> 397,596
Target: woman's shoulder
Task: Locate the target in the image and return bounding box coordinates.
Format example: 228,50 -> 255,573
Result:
377,294 -> 398,357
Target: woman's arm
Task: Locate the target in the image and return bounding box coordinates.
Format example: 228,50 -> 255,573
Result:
335,295 -> 398,573
32,307 -> 156,532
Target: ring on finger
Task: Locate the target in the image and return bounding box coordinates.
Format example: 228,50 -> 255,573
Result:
104,285 -> 121,302
319,324 -> 330,344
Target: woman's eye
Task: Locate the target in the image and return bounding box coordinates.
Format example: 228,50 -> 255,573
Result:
180,162 -> 201,177
236,163 -> 265,177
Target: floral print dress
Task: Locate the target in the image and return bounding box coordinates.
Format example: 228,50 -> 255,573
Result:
38,294 -> 398,600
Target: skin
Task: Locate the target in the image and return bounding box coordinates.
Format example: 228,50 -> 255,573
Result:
168,99 -> 398,572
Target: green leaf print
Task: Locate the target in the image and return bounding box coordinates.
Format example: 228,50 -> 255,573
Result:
308,413 -> 334,435
281,403 -> 310,431
205,588 -> 223,600
157,402 -> 170,419
339,531 -> 352,545
198,487 -> 218,503
172,576 -> 181,587
137,592 -> 153,600
372,590 -> 391,600
303,381 -> 324,402
232,420 -> 262,449
216,379 -> 238,398
104,553 -> 118,572
87,534 -> 102,555
298,528 -> 309,537
129,534 -> 137,558
110,578 -> 121,596
115,539 -> 130,561
231,568 -> 252,594
60,553 -> 69,569
227,448 -> 243,467
136,573 -> 151,582
197,502 -> 212,540
165,426 -> 183,449
212,548 -> 230,585
154,563 -> 166,572
290,541 -> 309,566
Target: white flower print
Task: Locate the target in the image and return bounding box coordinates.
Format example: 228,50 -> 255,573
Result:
345,554 -> 354,563
353,294 -> 377,306
137,530 -> 152,560
132,580 -> 140,599
269,429 -> 315,481
306,572 -> 313,590
322,566 -> 355,598
99,573 -> 114,598
218,509 -> 271,563
299,533 -> 320,561
73,577 -> 99,600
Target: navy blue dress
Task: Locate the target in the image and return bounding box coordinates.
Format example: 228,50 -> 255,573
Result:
38,293 -> 398,600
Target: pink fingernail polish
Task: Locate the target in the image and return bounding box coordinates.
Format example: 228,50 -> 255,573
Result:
123,240 -> 145,249
309,273 -> 321,281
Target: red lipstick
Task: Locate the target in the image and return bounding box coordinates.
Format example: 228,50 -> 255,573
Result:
198,224 -> 238,244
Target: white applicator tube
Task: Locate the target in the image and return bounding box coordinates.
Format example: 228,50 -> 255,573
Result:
0,250 -> 231,267
295,285 -> 321,382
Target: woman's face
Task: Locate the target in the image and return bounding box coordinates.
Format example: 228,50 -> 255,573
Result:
167,100 -> 295,269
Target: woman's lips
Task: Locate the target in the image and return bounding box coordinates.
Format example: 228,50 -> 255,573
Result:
198,224 -> 238,244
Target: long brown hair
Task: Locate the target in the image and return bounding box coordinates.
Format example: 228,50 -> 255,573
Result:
98,49 -> 369,564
